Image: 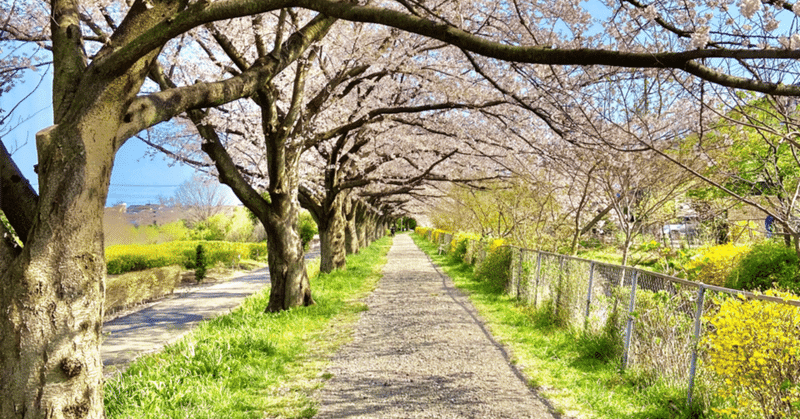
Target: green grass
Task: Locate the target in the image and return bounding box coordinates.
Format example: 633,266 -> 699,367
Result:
104,236 -> 392,418
412,234 -> 710,419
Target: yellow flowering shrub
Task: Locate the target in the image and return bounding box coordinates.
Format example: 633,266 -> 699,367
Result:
489,238 -> 505,252
450,232 -> 481,255
431,228 -> 451,244
415,226 -> 432,238
684,243 -> 751,287
702,290 -> 800,418
106,241 -> 268,274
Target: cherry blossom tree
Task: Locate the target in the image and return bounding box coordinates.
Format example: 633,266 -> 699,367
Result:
5,0 -> 800,415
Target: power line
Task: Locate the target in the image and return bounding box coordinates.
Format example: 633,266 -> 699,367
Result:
110,184 -> 181,188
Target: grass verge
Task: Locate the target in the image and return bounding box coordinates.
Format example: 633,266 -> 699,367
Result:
411,234 -> 709,419
104,236 -> 392,418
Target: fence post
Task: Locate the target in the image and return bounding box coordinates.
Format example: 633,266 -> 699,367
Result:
518,248 -> 525,300
621,270 -> 639,371
687,286 -> 706,405
585,261 -> 595,331
555,256 -> 565,319
508,246 -> 520,298
533,252 -> 542,308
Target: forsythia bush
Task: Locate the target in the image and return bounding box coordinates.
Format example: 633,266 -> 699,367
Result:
702,290 -> 800,418
431,228 -> 452,244
450,232 -> 480,257
684,243 -> 751,287
489,238 -> 505,252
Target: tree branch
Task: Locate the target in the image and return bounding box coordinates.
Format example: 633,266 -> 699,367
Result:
0,140 -> 38,244
116,14 -> 336,142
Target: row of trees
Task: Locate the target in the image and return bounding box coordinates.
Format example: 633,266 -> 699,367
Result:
4,0 -> 800,416
428,91 -> 800,272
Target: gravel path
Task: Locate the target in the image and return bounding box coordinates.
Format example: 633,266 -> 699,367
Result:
314,234 -> 559,419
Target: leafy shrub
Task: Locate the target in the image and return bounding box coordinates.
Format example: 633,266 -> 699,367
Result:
727,240 -> 800,293
298,211 -> 318,250
489,238 -> 506,252
431,228 -> 451,244
450,232 -> 480,261
105,266 -> 183,315
683,243 -> 751,287
636,239 -> 662,253
106,245 -> 187,275
224,207 -> 257,242
189,214 -> 230,241
195,244 -> 207,282
106,241 -> 268,274
474,246 -> 511,291
415,226 -> 432,239
702,290 -> 800,418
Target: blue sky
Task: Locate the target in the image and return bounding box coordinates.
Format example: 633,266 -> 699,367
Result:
2,66 -> 236,207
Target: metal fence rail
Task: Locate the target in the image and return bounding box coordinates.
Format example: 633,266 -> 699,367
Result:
423,230 -> 800,406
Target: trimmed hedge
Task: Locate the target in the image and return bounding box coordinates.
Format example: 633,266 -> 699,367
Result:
106,241 -> 268,275
105,266 -> 183,315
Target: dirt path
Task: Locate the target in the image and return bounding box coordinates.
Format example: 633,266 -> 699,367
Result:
314,234 -> 559,419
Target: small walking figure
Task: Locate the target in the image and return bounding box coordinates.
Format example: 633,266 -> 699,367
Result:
390,225 -> 396,236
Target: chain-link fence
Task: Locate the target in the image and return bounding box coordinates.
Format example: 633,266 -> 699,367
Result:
424,231 -> 800,408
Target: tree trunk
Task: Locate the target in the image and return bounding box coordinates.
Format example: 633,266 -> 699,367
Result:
200,110 -> 315,313
621,234 -> 633,267
344,196 -> 359,255
261,191 -> 314,312
355,201 -> 369,249
1,124 -> 112,418
318,195 -> 347,273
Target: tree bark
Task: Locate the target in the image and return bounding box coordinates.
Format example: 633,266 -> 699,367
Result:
355,201 -> 369,249
199,110 -> 316,312
344,196 -> 360,255
1,124 -> 112,419
317,194 -> 347,273
262,192 -> 314,312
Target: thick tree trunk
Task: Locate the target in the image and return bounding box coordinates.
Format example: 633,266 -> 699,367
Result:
344,197 -> 359,255
200,109 -> 315,313
355,201 -> 369,249
262,192 -> 314,312
318,195 -> 347,273
366,212 -> 379,243
1,124 -> 113,418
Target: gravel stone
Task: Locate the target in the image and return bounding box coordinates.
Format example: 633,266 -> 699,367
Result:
314,234 -> 559,418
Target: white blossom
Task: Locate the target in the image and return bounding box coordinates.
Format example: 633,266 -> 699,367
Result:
690,26 -> 710,49
766,18 -> 780,32
778,33 -> 800,49
738,0 -> 761,19
642,5 -> 658,21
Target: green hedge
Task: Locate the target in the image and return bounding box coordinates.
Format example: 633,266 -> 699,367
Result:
106,266 -> 183,315
106,241 -> 268,275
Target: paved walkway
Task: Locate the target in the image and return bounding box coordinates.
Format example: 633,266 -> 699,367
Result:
101,244 -> 319,375
314,234 -> 558,418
